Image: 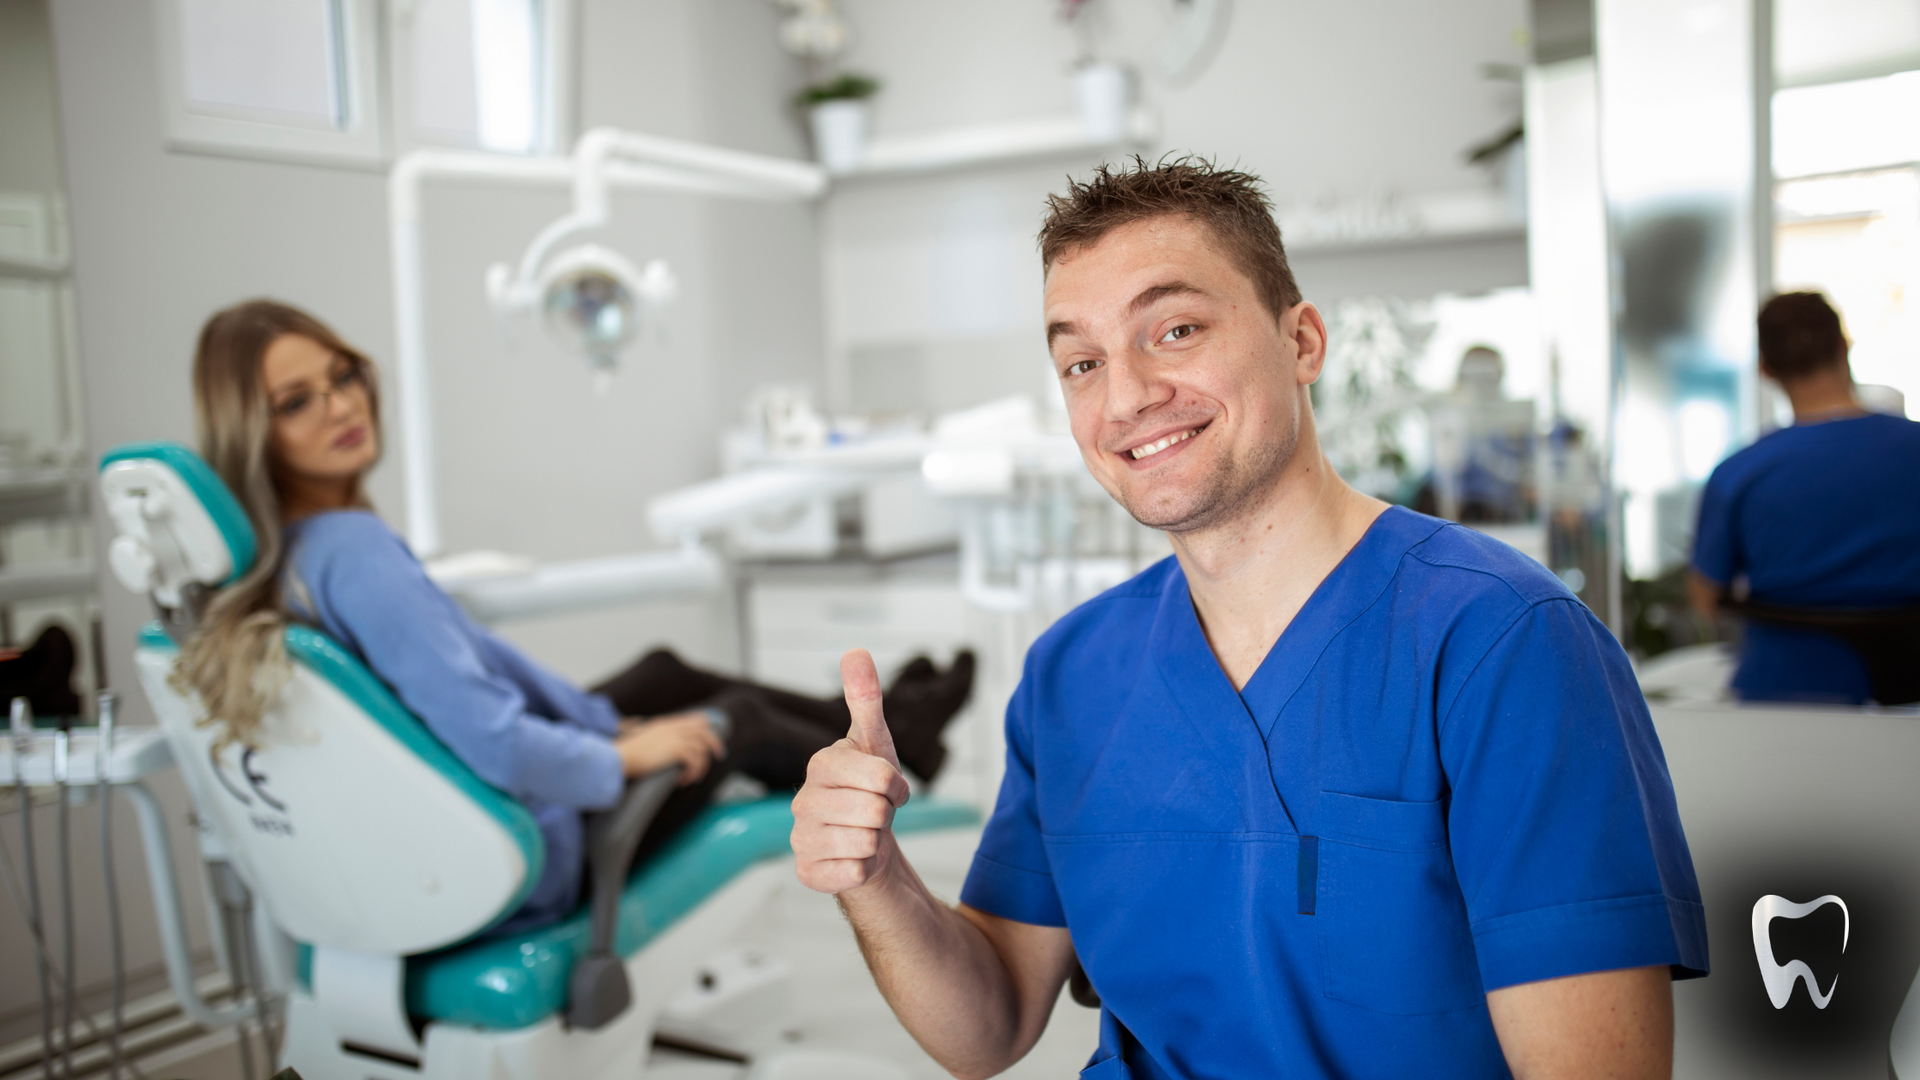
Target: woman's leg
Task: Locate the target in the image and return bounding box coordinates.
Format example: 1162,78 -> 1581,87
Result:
593,648 -> 855,732
596,646 -> 974,783
591,649 -> 736,717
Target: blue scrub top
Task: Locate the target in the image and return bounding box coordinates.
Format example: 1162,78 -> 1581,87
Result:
962,507 -> 1707,1080
1691,412 -> 1920,703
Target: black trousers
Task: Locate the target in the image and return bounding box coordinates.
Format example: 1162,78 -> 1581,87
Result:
589,649 -> 850,862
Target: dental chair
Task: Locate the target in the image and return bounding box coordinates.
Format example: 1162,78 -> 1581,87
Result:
98,441 -> 977,1080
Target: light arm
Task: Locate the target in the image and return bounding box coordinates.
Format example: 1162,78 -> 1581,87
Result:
836,851 -> 1077,1079
1487,966 -> 1673,1080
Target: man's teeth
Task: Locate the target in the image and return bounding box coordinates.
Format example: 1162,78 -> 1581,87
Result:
1130,429 -> 1197,460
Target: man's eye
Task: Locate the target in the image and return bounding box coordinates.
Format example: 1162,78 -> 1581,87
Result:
1064,358 -> 1103,378
1160,324 -> 1198,344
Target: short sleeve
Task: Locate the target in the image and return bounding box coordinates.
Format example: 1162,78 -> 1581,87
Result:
1441,599 -> 1709,991
960,665 -> 1067,927
1691,464 -> 1740,586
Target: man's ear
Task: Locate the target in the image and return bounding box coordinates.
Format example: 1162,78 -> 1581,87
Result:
1287,302 -> 1329,386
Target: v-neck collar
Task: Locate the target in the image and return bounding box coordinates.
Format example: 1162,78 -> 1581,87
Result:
1152,507 -> 1445,741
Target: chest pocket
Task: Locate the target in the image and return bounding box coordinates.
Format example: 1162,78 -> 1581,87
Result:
1316,791 -> 1485,1015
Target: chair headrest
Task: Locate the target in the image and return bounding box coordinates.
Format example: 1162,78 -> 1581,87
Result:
99,442 -> 258,610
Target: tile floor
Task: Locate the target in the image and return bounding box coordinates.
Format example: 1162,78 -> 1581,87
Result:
151,826 -> 1097,1080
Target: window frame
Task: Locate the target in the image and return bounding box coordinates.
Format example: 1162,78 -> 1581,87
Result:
155,0 -> 388,169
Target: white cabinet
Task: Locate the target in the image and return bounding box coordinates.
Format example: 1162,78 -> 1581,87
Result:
745,562 -> 1005,809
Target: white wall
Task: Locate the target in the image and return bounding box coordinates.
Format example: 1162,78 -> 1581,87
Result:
821,0 -> 1534,415
9,0 -> 822,1034
50,0 -> 825,690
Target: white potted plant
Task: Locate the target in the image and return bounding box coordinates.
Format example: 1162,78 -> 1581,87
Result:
797,72 -> 881,175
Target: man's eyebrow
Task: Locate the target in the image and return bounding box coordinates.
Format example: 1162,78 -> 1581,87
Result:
1128,281 -> 1209,317
1048,282 -> 1212,347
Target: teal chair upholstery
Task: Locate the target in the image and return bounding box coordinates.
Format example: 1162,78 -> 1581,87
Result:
403,794 -> 976,1029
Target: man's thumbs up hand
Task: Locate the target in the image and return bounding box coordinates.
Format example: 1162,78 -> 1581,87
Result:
842,647 -> 903,771
792,650 -> 912,895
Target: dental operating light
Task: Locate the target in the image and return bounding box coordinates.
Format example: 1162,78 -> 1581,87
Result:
481,129 -> 813,387
521,243 -> 678,379
390,127 -> 827,555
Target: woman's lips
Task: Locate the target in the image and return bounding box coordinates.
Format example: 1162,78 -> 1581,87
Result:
333,425 -> 368,450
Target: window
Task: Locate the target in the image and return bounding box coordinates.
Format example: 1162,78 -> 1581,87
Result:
1771,57 -> 1920,419
1772,72 -> 1920,181
155,0 -> 571,167
1774,168 -> 1920,418
402,0 -> 567,155
157,0 -> 385,165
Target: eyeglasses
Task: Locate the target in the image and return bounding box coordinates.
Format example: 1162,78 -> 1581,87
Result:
270,366 -> 366,423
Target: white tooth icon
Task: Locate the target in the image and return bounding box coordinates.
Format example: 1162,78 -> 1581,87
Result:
1752,894 -> 1849,1010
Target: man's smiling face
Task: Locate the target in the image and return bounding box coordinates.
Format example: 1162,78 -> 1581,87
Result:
1045,213 -> 1323,533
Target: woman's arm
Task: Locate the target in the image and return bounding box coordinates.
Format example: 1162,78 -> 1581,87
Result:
296,514 -> 624,810
469,628 -> 621,736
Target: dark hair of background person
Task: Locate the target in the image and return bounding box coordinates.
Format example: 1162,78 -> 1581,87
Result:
1036,154 -> 1302,322
175,299 -> 383,750
1757,291 -> 1848,382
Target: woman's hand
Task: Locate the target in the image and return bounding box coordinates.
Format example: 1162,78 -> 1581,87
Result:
614,712 -> 725,783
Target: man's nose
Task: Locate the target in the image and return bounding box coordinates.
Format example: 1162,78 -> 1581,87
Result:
1103,348 -> 1172,421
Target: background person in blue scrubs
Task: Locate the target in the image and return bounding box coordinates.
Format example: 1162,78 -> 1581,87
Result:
792,158 -> 1707,1079
1689,291 -> 1920,704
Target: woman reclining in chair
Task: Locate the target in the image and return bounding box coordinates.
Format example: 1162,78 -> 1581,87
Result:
171,299 -> 973,933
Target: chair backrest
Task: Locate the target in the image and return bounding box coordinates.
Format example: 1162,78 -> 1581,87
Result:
102,442 -> 543,955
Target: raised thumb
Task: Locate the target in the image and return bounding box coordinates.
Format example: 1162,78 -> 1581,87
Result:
840,648 -> 900,770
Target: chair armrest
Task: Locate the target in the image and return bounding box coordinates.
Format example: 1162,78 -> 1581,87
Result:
566,766 -> 679,1030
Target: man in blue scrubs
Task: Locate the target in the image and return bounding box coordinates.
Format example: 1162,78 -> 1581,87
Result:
1689,291 -> 1920,704
792,158 -> 1707,1079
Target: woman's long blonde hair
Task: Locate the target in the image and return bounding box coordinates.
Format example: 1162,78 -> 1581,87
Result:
171,300 -> 382,748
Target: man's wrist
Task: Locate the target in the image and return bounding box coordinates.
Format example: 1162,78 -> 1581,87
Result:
837,830 -> 913,910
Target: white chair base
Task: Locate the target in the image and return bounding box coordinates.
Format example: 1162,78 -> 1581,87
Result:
283,861 -> 788,1080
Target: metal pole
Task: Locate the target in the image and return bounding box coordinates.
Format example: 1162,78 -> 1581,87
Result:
53,722 -> 74,1080
1750,0 -> 1775,442
11,697 -> 53,1080
96,692 -> 125,1080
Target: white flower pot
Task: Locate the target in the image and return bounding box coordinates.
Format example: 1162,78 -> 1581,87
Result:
809,100 -> 869,174
1075,63 -> 1132,142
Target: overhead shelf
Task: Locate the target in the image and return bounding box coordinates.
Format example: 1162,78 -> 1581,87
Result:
1285,222 -> 1526,256
1280,189 -> 1527,255
837,109 -> 1159,179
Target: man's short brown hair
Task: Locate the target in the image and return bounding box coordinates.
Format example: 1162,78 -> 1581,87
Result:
1038,155 -> 1302,321
1757,291 -> 1847,381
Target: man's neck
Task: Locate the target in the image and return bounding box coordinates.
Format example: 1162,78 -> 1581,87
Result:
1782,369 -> 1862,423
1170,438 -> 1386,690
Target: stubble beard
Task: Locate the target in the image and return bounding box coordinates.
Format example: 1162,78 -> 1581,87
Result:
1114,408 -> 1299,535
